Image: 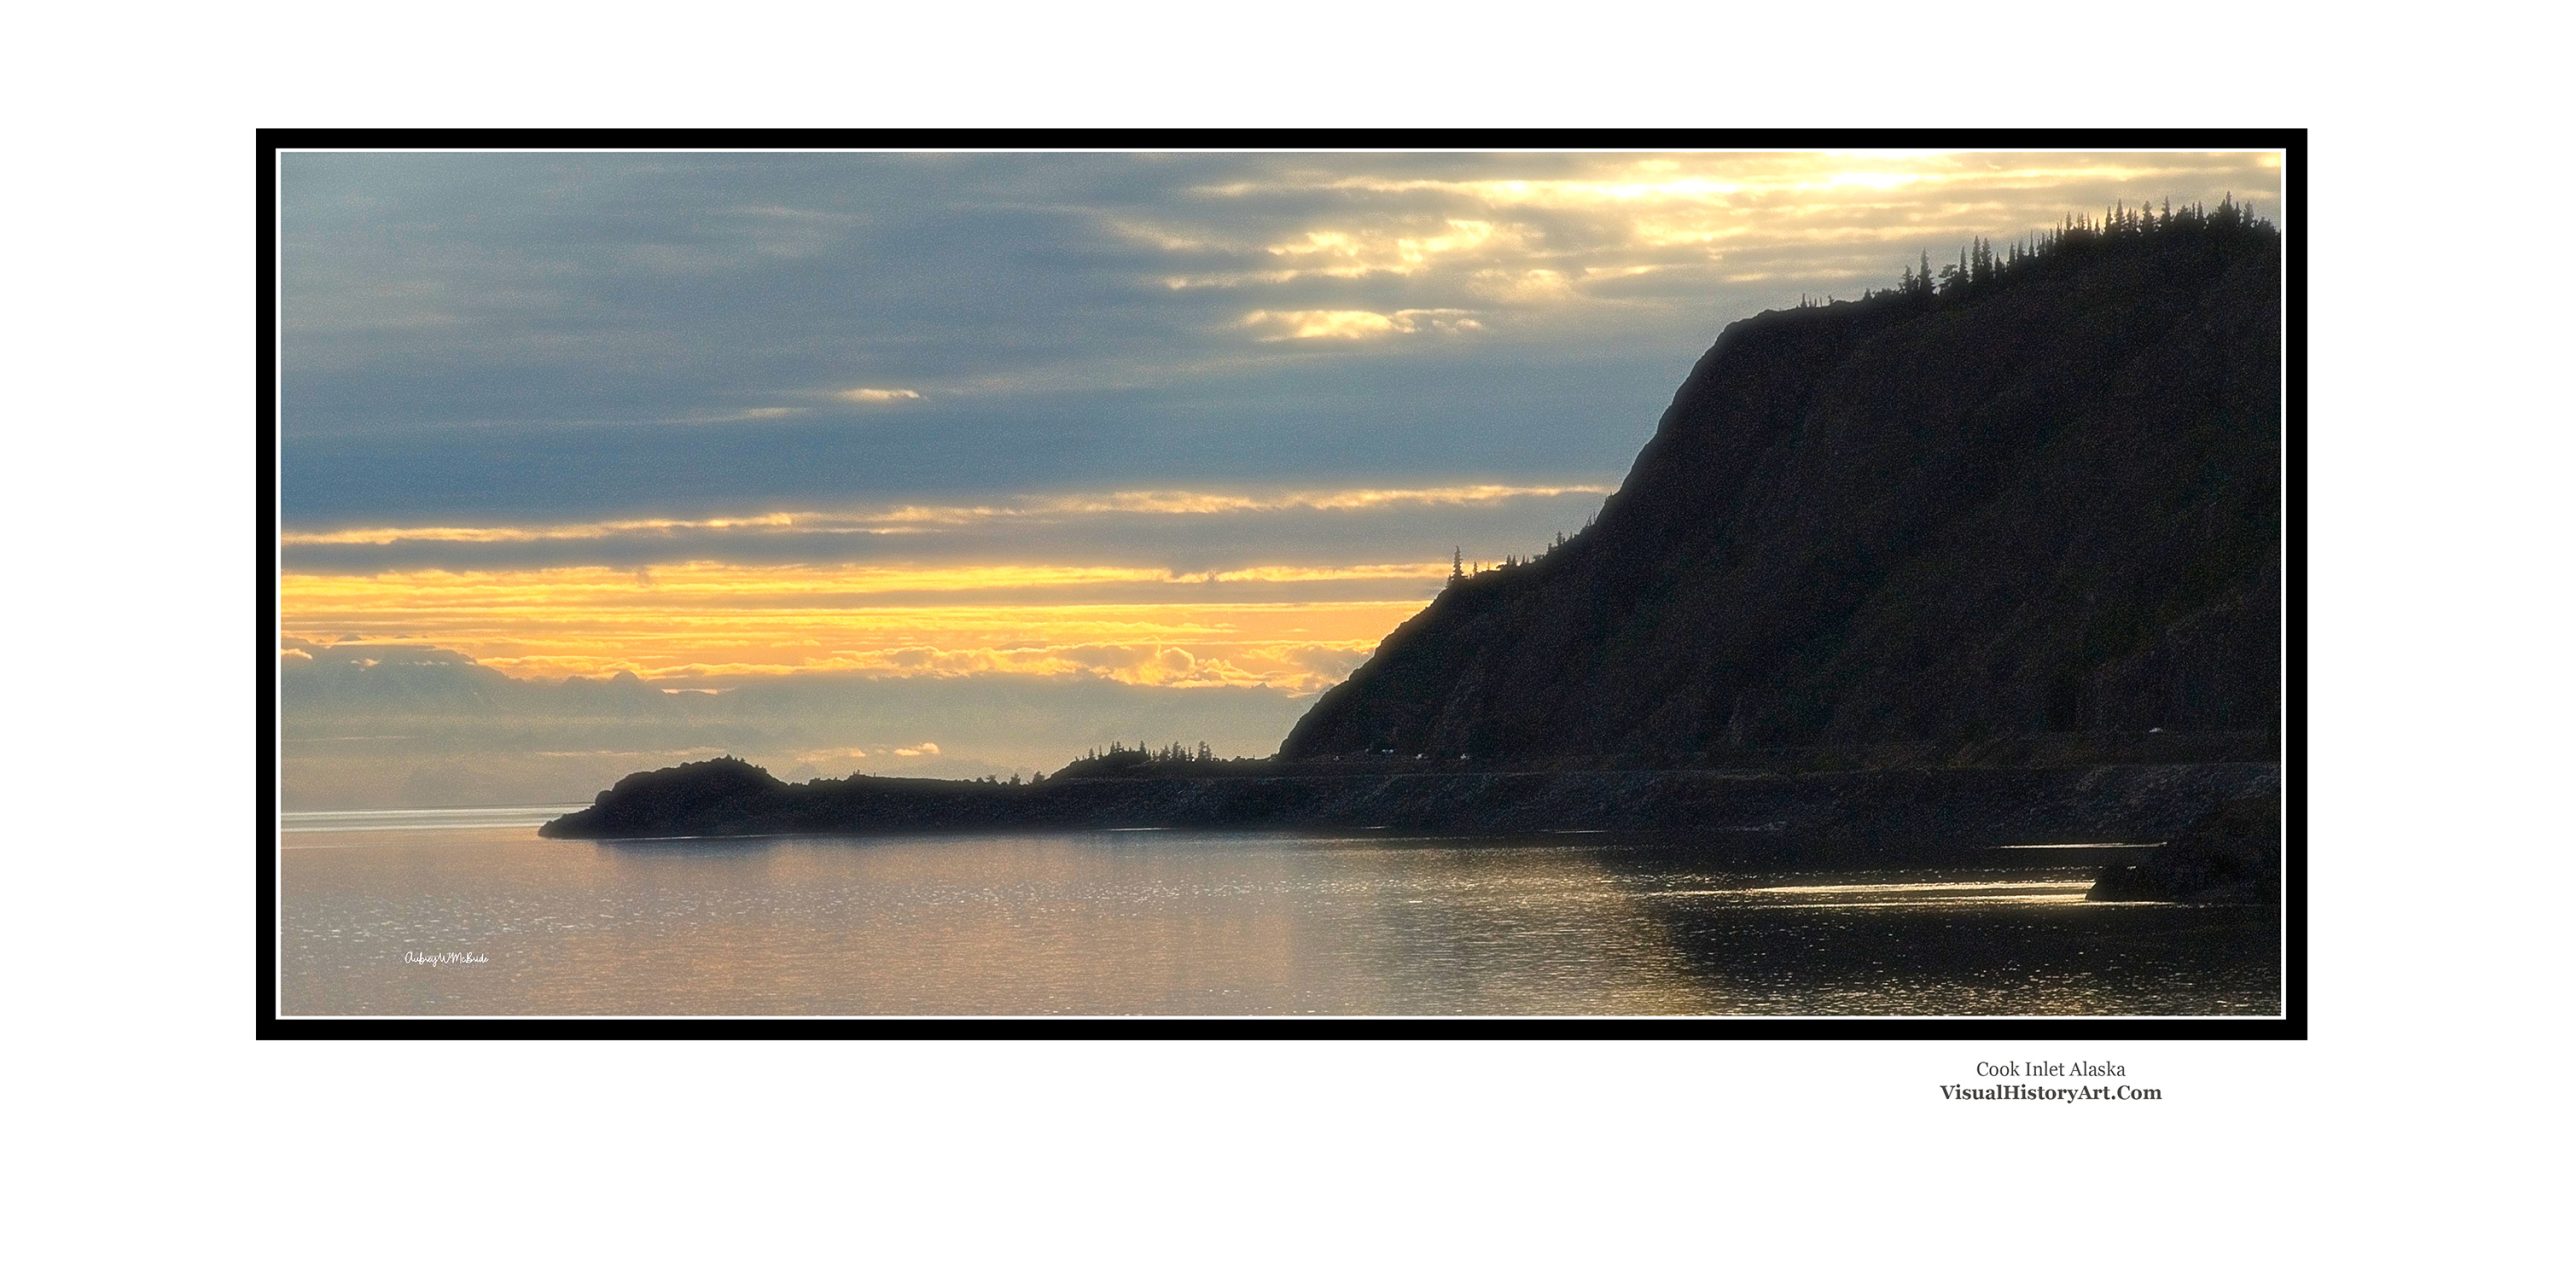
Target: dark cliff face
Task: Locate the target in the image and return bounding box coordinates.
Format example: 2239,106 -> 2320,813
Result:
1283,227 -> 2281,763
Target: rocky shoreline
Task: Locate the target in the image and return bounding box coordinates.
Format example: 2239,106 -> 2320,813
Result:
541,757 -> 2277,884
2084,793 -> 2281,903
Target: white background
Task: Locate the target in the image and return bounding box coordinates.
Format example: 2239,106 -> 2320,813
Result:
8,3 -> 2547,1274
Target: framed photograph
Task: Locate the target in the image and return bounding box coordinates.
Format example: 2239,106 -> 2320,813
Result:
262,130 -> 2302,1036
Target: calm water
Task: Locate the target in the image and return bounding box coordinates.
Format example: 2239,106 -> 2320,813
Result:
279,809 -> 2280,1017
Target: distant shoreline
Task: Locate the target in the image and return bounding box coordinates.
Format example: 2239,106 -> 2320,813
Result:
541,755 -> 2275,860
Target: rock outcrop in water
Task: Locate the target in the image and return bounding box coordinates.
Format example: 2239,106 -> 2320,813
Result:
2084,793 -> 2280,902
1283,213 -> 2280,764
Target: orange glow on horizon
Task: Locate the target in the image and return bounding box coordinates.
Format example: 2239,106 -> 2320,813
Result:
281,560 -> 1442,691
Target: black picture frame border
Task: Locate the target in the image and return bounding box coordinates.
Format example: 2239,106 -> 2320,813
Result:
258,126 -> 2307,1040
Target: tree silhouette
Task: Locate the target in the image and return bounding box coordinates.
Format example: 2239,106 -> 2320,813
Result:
1865,199 -> 2272,317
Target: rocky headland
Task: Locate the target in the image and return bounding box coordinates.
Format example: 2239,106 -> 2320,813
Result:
542,208 -> 2287,902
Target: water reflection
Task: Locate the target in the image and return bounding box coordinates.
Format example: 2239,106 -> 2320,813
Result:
280,819 -> 2277,1017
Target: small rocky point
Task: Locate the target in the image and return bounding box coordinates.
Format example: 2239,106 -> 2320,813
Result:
2084,794 -> 2279,903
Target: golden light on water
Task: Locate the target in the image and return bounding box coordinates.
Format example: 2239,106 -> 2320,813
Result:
1651,879 -> 2102,907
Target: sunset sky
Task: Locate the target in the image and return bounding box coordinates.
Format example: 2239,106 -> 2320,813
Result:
278,148 -> 2282,806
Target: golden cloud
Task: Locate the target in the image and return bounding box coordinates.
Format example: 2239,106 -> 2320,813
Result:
1235,308 -> 1484,342
1160,152 -> 2282,338
283,483 -> 1609,549
279,561 -> 1426,693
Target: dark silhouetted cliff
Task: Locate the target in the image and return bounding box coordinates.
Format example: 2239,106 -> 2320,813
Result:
1283,219 -> 2280,764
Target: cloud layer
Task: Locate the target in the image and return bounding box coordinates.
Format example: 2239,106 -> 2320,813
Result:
281,150 -> 2280,527
278,149 -> 2284,805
